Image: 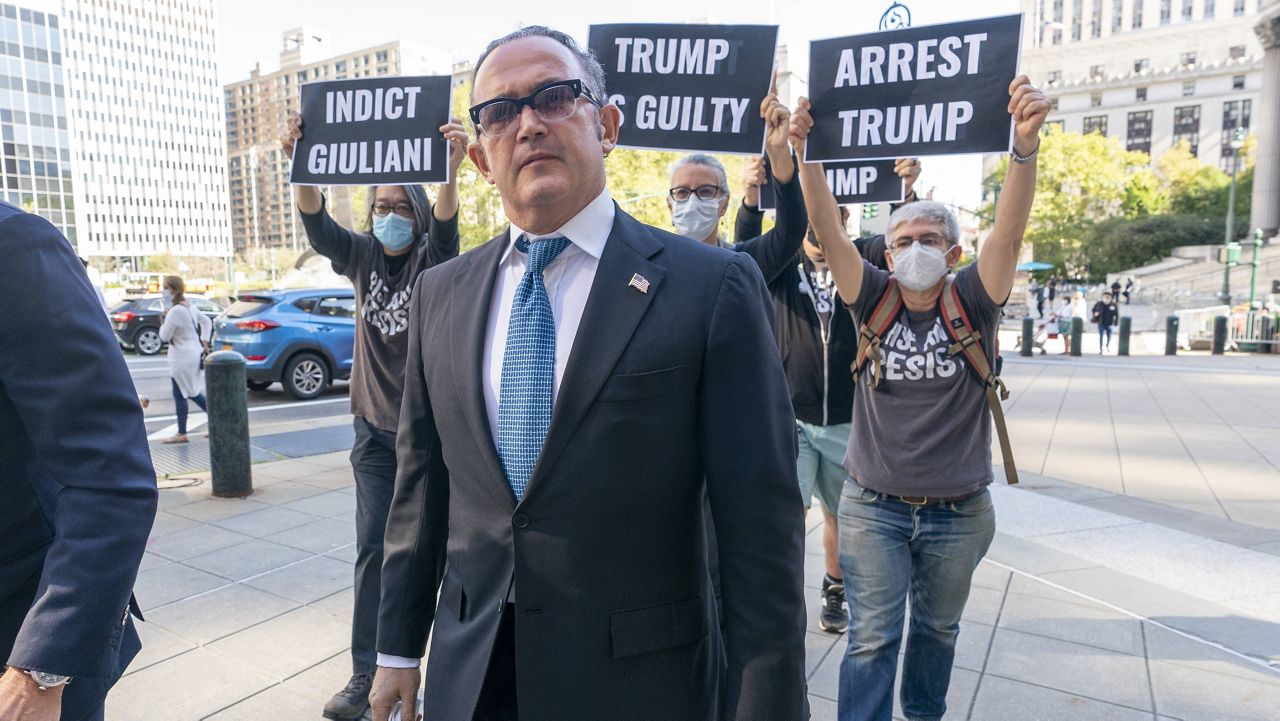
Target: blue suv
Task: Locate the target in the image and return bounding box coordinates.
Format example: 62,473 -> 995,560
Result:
212,289 -> 356,400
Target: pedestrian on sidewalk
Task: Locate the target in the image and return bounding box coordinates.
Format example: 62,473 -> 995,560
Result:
735,149 -> 922,635
0,200 -> 157,721
158,275 -> 211,444
1092,292 -> 1120,353
792,74 -> 1049,721
1052,294 -> 1074,354
282,112 -> 466,721
371,26 -> 807,721
1123,277 -> 1134,305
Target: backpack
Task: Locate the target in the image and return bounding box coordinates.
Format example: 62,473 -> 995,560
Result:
853,277 -> 1019,485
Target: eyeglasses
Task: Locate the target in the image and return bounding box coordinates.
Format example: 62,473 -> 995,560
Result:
372,202 -> 415,218
889,234 -> 950,252
669,185 -> 725,202
468,79 -> 600,139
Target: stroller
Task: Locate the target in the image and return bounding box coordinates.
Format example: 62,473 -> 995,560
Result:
1015,320 -> 1049,355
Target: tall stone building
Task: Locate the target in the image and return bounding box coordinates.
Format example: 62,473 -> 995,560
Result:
1251,0 -> 1280,236
223,29 -> 450,253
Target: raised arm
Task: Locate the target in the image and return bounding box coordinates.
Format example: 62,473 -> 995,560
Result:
733,157 -> 766,244
283,110 -> 357,272
977,76 -> 1050,303
789,97 -> 865,303
433,117 -> 467,223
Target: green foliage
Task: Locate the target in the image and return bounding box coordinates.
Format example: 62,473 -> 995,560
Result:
1157,140 -> 1252,226
1082,214 -> 1221,277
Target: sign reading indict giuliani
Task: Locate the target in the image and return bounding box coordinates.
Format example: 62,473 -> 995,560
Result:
290,75 -> 452,186
760,158 -> 904,210
588,23 -> 779,155
805,14 -> 1022,163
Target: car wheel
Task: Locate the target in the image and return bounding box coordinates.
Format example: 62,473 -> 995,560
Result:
246,379 -> 272,392
134,327 -> 163,355
283,353 -> 328,400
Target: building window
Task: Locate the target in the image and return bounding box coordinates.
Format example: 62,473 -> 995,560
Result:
1053,0 -> 1064,43
1046,119 -> 1066,133
1234,0 -> 1246,15
1092,0 -> 1104,37
1205,0 -> 1216,18
1180,51 -> 1197,67
1160,0 -> 1172,24
1083,115 -> 1108,135
1072,0 -> 1084,39
1050,97 -> 1060,110
1127,111 -> 1153,153
1233,74 -> 1246,90
1136,86 -> 1148,101
1048,70 -> 1062,87
1091,91 -> 1104,107
1183,80 -> 1196,96
1112,0 -> 1124,31
1090,64 -> 1107,80
1134,0 -> 1144,27
1221,99 -> 1252,164
1182,0 -> 1194,20
376,50 -> 388,63
1229,45 -> 1246,60
1134,57 -> 1149,73
1173,105 -> 1201,155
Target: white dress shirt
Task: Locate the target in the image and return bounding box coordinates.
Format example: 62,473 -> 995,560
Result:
377,188 -> 615,670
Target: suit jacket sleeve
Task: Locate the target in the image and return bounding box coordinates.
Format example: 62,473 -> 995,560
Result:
1,211 -> 157,679
377,271 -> 450,658
700,253 -> 808,720
730,174 -> 807,285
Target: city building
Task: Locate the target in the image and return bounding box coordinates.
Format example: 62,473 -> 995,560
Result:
223,29 -> 451,253
1015,0 -> 1267,169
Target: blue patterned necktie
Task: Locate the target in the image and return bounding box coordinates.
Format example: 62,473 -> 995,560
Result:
497,235 -> 572,501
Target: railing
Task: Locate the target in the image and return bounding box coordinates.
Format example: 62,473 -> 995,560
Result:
1175,305 -> 1230,349
1175,306 -> 1279,351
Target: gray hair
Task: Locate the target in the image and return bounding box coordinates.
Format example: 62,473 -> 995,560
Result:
886,200 -> 960,245
668,153 -> 729,192
364,185 -> 433,237
471,26 -> 607,106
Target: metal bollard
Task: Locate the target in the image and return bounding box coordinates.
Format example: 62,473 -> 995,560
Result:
1262,316 -> 1275,355
205,351 -> 253,498
1118,317 -> 1132,356
1211,315 -> 1228,355
1070,317 -> 1083,357
1021,316 -> 1034,357
1165,315 -> 1179,356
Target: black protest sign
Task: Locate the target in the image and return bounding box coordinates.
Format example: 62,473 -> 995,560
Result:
290,75 -> 452,186
805,14 -> 1022,162
760,158 -> 904,210
589,23 -> 778,155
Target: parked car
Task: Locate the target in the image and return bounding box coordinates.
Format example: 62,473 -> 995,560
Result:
111,295 -> 224,355
212,288 -> 356,400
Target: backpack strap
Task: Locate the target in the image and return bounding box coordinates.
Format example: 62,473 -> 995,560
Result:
853,278 -> 903,390
938,278 -> 1019,485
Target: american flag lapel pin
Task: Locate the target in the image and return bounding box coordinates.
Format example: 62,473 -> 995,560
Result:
628,273 -> 650,294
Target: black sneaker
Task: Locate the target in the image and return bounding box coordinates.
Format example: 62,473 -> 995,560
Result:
820,578 -> 850,634
323,672 -> 373,720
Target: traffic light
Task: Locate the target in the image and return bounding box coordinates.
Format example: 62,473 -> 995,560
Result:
861,204 -> 879,220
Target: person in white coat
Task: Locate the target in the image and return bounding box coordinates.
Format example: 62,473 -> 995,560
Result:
158,275 -> 211,444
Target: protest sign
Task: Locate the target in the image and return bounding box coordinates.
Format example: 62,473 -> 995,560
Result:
805,14 -> 1022,162
588,23 -> 778,155
290,75 -> 452,186
759,158 -> 904,210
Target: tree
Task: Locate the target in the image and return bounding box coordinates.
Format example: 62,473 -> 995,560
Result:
1083,214 -> 1220,277
1155,138 -> 1253,230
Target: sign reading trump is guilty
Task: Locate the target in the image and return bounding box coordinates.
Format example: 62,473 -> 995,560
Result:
290,75 -> 452,186
589,23 -> 779,155
805,14 -> 1023,163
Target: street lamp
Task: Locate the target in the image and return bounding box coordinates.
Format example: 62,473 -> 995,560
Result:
1218,127 -> 1247,305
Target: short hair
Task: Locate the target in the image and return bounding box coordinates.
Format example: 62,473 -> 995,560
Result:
886,200 -> 960,246
471,26 -> 607,106
668,153 -> 729,192
363,184 -> 433,236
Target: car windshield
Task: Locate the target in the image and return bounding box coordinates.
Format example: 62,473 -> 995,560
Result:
225,298 -> 274,318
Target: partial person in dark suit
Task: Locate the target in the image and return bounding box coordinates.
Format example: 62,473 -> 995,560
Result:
370,26 -> 807,721
0,201 -> 157,721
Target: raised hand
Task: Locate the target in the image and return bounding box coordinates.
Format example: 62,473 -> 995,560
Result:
281,111 -> 304,161
893,158 -> 921,197
1007,75 -> 1051,156
788,97 -> 814,159
761,71 -> 794,182
743,156 -> 766,208
440,116 -> 469,182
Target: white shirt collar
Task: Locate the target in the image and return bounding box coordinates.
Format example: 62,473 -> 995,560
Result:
503,188 -> 614,264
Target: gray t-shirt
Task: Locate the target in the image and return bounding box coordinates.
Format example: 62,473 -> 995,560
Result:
844,262 -> 1002,497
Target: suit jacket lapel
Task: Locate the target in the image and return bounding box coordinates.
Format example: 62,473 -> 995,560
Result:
451,231 -> 509,495
524,209 -> 666,501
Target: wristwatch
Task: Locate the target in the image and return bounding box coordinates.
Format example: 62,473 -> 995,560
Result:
22,669 -> 71,690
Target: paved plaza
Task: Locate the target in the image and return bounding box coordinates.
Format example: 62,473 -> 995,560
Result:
111,353 -> 1280,720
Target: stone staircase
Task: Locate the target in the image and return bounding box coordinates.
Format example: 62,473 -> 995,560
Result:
1109,240 -> 1280,309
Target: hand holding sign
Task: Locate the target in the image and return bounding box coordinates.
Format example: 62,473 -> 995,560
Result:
282,110 -> 304,161
440,117 -> 469,180
761,72 -> 794,183
1008,75 -> 1050,156
893,157 -> 921,197
788,97 -> 814,159
743,157 -> 766,208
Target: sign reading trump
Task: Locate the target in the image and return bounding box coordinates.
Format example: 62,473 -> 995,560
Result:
805,14 -> 1023,163
759,158 -> 904,210
290,75 -> 452,186
589,23 -> 779,155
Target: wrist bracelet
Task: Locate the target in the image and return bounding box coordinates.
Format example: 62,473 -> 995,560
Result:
1010,142 -> 1040,164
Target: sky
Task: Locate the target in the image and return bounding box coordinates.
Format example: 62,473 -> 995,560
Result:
214,0 -> 1023,214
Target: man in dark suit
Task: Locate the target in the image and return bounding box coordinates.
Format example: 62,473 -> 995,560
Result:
0,202 -> 157,721
370,26 -> 807,721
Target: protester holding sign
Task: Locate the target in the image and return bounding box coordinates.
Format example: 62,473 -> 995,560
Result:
281,111 -> 466,721
791,75 -> 1048,721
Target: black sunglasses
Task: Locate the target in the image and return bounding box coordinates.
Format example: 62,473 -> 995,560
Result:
468,79 -> 600,138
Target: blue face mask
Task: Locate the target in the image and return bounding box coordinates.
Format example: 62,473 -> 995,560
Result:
373,212 -> 416,251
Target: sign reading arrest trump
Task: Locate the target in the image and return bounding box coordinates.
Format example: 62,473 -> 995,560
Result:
589,23 -> 778,155
805,14 -> 1022,163
290,75 -> 452,186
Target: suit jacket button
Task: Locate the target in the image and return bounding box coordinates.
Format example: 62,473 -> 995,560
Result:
513,513 -> 530,529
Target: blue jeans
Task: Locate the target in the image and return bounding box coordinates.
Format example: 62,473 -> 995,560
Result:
171,378 -> 207,435
1098,323 -> 1112,351
837,483 -> 996,721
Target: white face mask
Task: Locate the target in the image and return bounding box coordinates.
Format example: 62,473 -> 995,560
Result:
891,242 -> 951,291
671,196 -> 722,241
